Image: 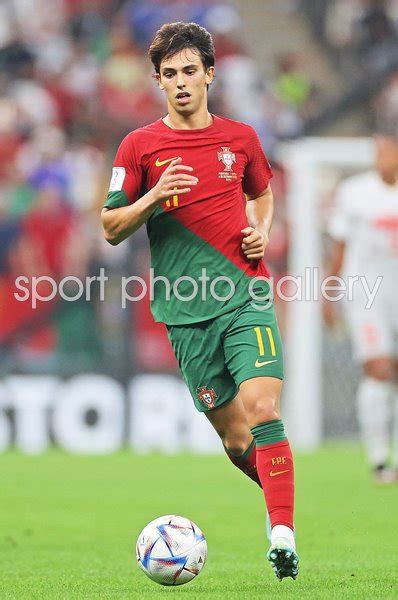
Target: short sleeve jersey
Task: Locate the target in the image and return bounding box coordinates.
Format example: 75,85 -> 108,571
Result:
104,115 -> 273,325
328,171 -> 398,280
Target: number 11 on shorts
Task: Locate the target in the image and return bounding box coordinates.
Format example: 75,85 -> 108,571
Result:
254,326 -> 276,357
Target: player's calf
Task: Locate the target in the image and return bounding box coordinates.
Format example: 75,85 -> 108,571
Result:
205,396 -> 262,487
240,379 -> 297,576
251,420 -> 295,528
223,439 -> 262,487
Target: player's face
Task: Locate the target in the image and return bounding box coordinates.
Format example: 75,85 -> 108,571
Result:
157,48 -> 214,115
374,136 -> 398,180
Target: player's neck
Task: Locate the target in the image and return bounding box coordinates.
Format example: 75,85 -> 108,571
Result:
163,107 -> 213,130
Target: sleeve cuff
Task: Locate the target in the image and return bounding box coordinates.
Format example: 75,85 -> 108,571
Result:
104,190 -> 130,209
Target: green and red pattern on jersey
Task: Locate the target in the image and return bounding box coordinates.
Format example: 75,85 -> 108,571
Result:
104,115 -> 273,325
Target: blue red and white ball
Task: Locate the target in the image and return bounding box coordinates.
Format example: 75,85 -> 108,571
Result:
136,515 -> 207,586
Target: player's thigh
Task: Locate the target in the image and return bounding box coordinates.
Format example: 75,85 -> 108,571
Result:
223,298 -> 284,387
346,303 -> 393,363
223,299 -> 284,426
167,321 -> 237,412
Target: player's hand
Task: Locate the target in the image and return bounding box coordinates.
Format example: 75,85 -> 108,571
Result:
153,157 -> 198,202
241,227 -> 268,260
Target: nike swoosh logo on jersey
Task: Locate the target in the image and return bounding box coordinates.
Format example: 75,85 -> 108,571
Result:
155,157 -> 179,167
255,359 -> 278,368
269,469 -> 290,477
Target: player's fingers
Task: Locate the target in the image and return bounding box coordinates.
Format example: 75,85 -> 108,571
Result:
242,240 -> 264,248
167,164 -> 194,173
161,158 -> 182,174
245,247 -> 264,254
165,157 -> 182,168
165,179 -> 197,189
167,173 -> 198,183
241,227 -> 255,236
242,233 -> 262,245
242,237 -> 263,248
242,232 -> 260,241
159,183 -> 193,196
162,189 -> 191,200
243,243 -> 264,253
171,187 -> 191,194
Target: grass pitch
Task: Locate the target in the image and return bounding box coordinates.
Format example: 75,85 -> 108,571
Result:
0,446 -> 397,599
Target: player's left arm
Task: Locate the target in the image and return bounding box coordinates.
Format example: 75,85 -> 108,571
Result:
241,185 -> 274,260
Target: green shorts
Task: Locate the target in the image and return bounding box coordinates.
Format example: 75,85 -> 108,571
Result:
167,296 -> 284,412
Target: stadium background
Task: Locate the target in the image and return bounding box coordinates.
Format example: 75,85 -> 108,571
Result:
1,0 -> 398,454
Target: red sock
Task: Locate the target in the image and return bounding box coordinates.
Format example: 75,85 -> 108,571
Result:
256,439 -> 294,529
224,441 -> 262,488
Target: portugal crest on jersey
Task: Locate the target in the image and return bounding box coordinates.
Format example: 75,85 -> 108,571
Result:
197,386 -> 217,409
218,147 -> 237,180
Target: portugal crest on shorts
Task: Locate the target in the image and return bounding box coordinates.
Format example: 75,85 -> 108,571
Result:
197,386 -> 217,409
218,147 -> 237,180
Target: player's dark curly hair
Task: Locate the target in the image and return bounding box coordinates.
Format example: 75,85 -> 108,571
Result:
148,22 -> 215,74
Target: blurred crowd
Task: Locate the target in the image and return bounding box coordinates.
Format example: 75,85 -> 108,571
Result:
2,0 -> 397,374
319,0 -> 398,131
324,0 -> 398,65
0,0 -> 296,374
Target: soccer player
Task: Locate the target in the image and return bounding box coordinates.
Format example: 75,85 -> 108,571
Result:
101,22 -> 298,579
325,133 -> 398,483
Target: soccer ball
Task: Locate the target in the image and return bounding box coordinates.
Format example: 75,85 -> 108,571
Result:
136,515 -> 207,586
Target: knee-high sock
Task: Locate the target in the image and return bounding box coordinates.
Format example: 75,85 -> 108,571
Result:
224,439 -> 262,487
357,377 -> 392,468
251,420 -> 294,530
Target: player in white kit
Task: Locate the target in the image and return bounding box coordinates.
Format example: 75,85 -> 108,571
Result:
325,134 -> 398,483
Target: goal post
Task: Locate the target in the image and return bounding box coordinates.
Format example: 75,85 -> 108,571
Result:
278,138 -> 374,450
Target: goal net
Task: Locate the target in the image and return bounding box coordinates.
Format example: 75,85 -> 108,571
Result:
280,138 -> 374,450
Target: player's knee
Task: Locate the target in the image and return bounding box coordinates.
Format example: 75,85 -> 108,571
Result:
213,422 -> 252,455
223,438 -> 252,456
245,397 -> 280,427
364,359 -> 394,382
220,426 -> 253,455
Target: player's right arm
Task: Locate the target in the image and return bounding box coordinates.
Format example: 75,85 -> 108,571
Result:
323,183 -> 349,328
325,181 -> 351,278
102,192 -> 159,246
323,239 -> 346,329
102,153 -> 197,246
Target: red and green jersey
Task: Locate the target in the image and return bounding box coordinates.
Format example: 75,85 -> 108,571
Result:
104,115 -> 273,325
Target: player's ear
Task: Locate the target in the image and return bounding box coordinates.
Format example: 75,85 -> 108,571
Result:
205,66 -> 215,86
155,73 -> 165,90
